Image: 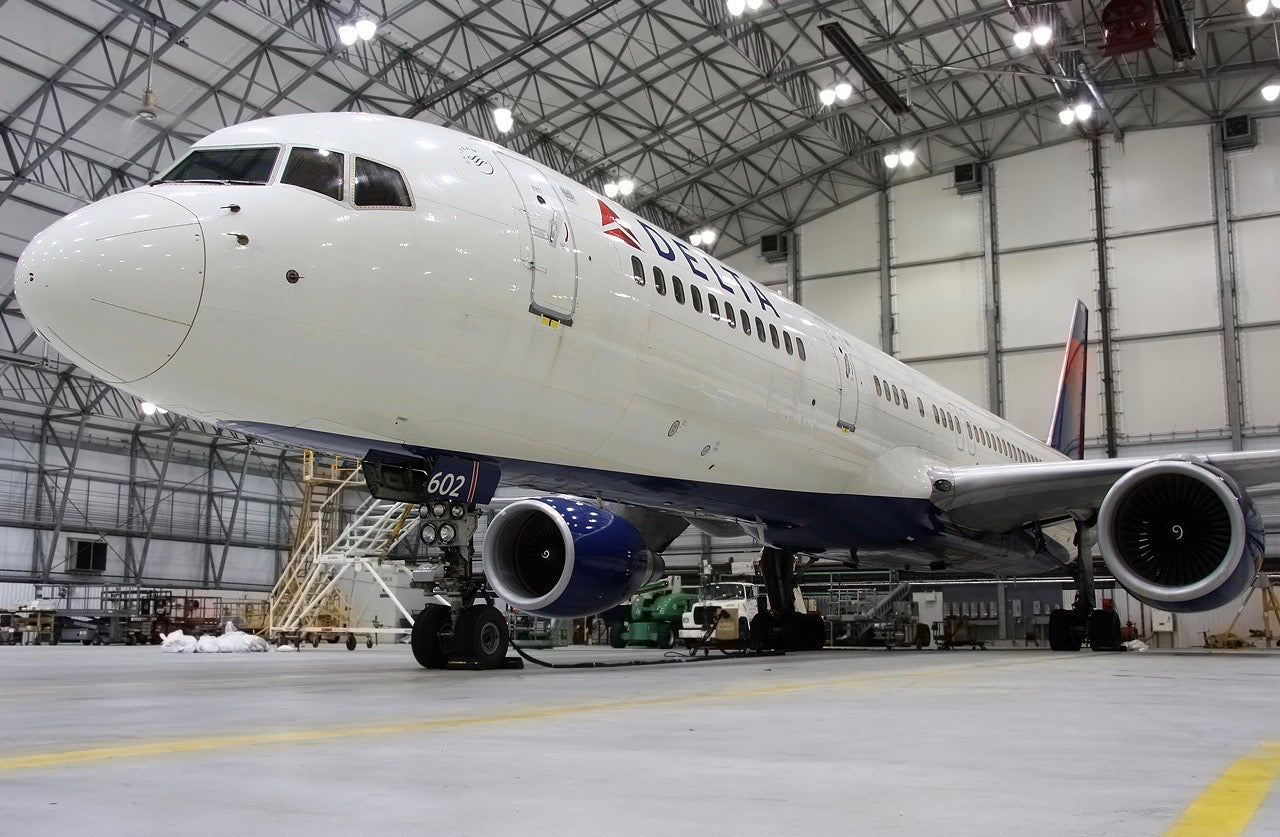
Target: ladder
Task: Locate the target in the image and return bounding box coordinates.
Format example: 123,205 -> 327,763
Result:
267,459 -> 421,644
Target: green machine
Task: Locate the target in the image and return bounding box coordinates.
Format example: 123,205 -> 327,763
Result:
607,578 -> 696,649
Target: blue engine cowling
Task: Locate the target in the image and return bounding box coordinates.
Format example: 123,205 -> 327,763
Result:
481,497 -> 657,618
1097,460 -> 1264,613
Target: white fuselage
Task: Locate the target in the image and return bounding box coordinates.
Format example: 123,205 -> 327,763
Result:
14,113 -> 1065,558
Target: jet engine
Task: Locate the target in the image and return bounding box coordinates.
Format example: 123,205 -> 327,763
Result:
1097,460 -> 1264,613
482,497 -> 658,618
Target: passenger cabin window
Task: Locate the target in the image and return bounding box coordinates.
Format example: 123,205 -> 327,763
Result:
161,146 -> 279,184
653,267 -> 667,296
769,324 -> 780,349
755,317 -> 766,343
784,331 -> 793,355
796,338 -> 806,361
874,376 -> 882,397
917,397 -> 924,417
708,294 -> 720,320
630,256 -> 645,286
673,277 -> 686,305
354,157 -> 411,207
691,285 -> 703,313
741,310 -> 751,335
725,305 -> 736,328
932,405 -> 940,424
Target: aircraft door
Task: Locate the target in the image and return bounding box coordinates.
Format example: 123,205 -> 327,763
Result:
496,152 -> 579,323
836,340 -> 858,432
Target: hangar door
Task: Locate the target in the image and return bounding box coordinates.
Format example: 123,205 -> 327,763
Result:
497,152 -> 579,323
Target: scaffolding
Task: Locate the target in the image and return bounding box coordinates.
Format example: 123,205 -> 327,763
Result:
266,455 -> 422,647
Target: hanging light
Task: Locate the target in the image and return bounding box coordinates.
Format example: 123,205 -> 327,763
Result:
1263,82 -> 1280,102
1031,24 -> 1052,46
354,17 -> 377,40
834,81 -> 853,101
604,182 -> 619,198
493,107 -> 513,133
818,87 -> 837,106
1073,101 -> 1094,122
883,151 -> 900,169
140,401 -> 158,416
1246,0 -> 1269,16
1012,30 -> 1032,50
618,178 -> 635,196
746,0 -> 764,9
1059,106 -> 1076,125
898,147 -> 916,166
726,0 -> 747,14
338,23 -> 358,46
700,228 -> 716,245
690,232 -> 703,246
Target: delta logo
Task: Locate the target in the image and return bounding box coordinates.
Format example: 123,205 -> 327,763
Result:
598,199 -> 641,250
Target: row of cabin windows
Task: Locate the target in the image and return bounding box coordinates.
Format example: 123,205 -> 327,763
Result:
874,373 -> 1044,463
631,257 -> 806,361
872,375 -> 924,417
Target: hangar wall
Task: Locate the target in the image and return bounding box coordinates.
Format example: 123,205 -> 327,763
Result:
742,119 -> 1280,460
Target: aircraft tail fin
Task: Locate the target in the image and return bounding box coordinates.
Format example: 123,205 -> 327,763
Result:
1046,301 -> 1088,460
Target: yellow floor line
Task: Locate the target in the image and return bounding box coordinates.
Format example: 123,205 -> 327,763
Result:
0,654 -> 1069,773
1166,743 -> 1280,836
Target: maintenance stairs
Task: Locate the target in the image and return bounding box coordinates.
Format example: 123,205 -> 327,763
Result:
266,454 -> 422,646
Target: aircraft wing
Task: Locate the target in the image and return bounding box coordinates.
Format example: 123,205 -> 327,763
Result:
928,450 -> 1280,533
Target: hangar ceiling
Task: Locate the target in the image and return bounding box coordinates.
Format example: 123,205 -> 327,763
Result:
0,0 -> 1276,454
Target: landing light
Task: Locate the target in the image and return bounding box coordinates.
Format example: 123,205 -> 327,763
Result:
438,523 -> 457,544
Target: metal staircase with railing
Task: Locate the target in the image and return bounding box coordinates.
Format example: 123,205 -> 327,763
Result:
266,454 -> 422,646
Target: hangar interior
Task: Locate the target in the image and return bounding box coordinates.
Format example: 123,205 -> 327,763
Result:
2,0 -> 1280,650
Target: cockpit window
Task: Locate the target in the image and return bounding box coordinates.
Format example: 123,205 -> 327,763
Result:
354,157 -> 411,207
159,147 -> 279,184
281,147 -> 344,201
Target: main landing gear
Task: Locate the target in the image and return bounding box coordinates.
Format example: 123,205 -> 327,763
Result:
1047,519 -> 1124,652
411,601 -> 513,670
750,546 -> 826,651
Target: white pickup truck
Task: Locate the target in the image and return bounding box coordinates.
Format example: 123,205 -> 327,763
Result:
678,581 -> 762,647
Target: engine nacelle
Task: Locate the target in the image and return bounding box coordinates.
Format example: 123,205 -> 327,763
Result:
482,497 -> 657,618
1097,460 -> 1264,613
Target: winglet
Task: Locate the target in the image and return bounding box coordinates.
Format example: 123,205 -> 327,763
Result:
1047,301 -> 1088,460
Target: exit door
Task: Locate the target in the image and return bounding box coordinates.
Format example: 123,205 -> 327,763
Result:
836,341 -> 858,432
496,152 -> 579,323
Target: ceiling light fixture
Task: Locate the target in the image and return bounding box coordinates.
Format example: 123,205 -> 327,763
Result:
1246,0 -> 1269,16
818,87 -> 837,106
1012,30 -> 1032,50
726,0 -> 747,14
493,107 -> 514,133
883,151 -> 900,169
1032,24 -> 1052,46
1059,106 -> 1076,125
603,181 -> 619,198
834,81 -> 853,101
354,17 -> 377,40
338,23 -> 358,46
1073,101 -> 1094,122
617,178 -> 635,196
138,20 -> 158,121
746,0 -> 764,9
1263,81 -> 1280,102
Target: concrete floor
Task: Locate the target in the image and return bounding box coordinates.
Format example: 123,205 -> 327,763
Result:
1,643 -> 1278,835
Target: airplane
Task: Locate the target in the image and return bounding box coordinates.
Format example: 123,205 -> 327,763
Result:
13,111 -> 1279,668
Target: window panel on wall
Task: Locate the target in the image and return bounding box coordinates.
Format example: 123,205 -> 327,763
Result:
895,259 -> 986,359
1231,117 -> 1280,217
998,243 -> 1096,350
1103,126 -> 1212,235
994,142 -> 1094,249
1002,347 -> 1106,443
907,356 -> 988,410
800,272 -> 880,348
1240,327 -> 1280,428
1115,334 -> 1225,435
1108,227 -> 1219,337
799,195 -> 879,277
892,173 -> 982,264
1234,216 -> 1280,324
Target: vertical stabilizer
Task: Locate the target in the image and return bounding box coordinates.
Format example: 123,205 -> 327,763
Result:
1047,301 -> 1088,459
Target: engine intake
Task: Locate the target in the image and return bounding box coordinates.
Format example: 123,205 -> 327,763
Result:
1097,460 -> 1264,613
482,497 -> 657,618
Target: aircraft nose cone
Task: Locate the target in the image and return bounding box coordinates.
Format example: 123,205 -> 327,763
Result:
15,191 -> 205,383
